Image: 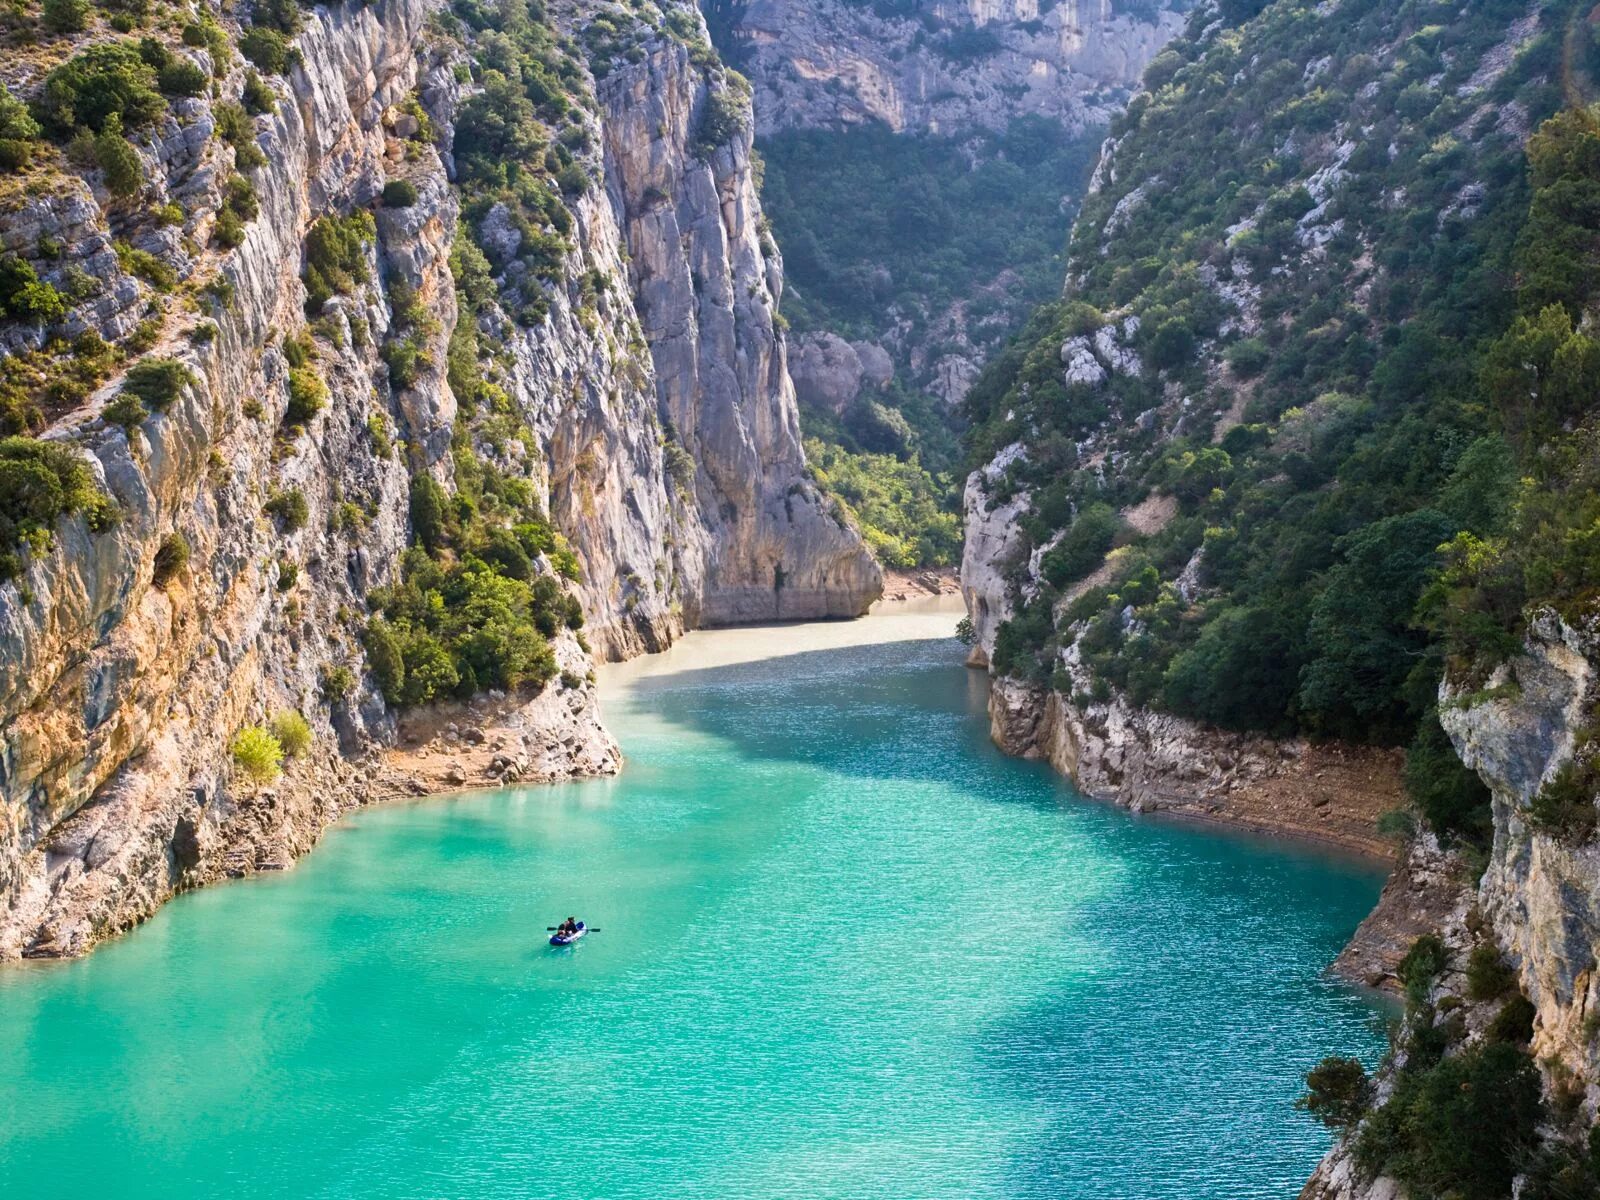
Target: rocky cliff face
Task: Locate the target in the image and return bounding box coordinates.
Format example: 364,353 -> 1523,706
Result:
712,0 -> 1187,136
0,0 -> 876,959
1441,613 -> 1600,1094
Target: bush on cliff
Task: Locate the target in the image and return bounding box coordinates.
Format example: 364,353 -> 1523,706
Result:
231,725 -> 283,784
238,27 -> 291,76
152,531 -> 189,587
1355,1041 -> 1541,1200
1296,1057 -> 1371,1131
303,212 -> 375,314
0,257 -> 67,324
42,0 -> 89,35
0,437 -> 114,578
0,87 -> 41,169
122,358 -> 193,411
381,179 -> 419,208
270,710 -> 312,759
34,43 -> 166,137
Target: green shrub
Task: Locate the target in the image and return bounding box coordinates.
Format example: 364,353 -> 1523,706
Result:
1399,934 -> 1451,1006
101,393 -> 147,430
284,367 -> 326,426
381,179 -> 419,208
302,212 -> 374,313
320,664 -> 355,701
230,725 -> 283,783
1486,994 -> 1536,1045
1356,1041 -> 1541,1200
263,487 -> 308,531
152,531 -> 188,586
362,617 -> 406,703
241,71 -> 276,116
114,241 -> 177,290
122,358 -> 193,411
0,257 -> 66,323
0,437 -> 113,575
1296,1057 -> 1371,1131
1225,337 -> 1270,378
408,473 -> 447,551
383,337 -> 428,389
1404,712 -> 1493,847
41,0 -> 89,35
156,60 -> 208,98
275,557 -> 298,591
0,87 -> 41,169
251,0 -> 301,35
1466,944 -> 1517,1002
269,710 -> 312,758
1041,503 -> 1121,589
695,85 -> 746,157
238,27 -> 290,75
35,42 -> 166,137
1527,759 -> 1600,844
94,120 -> 143,198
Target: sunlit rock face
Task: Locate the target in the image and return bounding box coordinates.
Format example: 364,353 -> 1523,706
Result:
0,0 -> 875,960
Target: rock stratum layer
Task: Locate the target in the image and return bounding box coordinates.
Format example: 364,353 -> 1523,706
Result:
0,0 -> 877,959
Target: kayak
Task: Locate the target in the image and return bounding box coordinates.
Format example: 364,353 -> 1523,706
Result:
549,921 -> 586,947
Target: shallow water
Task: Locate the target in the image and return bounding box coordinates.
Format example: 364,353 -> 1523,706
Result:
0,623 -> 1386,1198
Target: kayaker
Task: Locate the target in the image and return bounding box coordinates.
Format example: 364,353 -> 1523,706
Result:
558,916 -> 579,936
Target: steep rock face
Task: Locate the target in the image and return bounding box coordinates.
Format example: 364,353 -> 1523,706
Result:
0,0 -> 876,958
0,0 -> 472,958
598,43 -> 881,626
1441,613 -> 1600,1089
716,0 -> 1186,136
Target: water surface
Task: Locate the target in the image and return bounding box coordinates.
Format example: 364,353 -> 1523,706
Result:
0,618 -> 1385,1198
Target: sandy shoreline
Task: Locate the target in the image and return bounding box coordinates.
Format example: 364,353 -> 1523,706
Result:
598,592 -> 966,691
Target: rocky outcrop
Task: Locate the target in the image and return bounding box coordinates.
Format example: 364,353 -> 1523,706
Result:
598,42 -> 881,627
718,0 -> 1186,136
1441,612 -> 1600,1092
988,676 -> 1403,858
0,0 -> 876,958
959,441 -> 1029,667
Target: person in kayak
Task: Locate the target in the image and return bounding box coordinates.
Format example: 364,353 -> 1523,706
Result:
557,916 -> 579,936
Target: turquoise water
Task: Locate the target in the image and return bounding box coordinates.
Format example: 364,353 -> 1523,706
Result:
0,633 -> 1385,1198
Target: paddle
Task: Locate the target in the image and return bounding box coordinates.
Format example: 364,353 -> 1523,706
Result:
546,926 -> 602,932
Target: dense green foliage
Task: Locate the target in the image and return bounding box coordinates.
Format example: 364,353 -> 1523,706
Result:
121,357 -> 192,411
0,436 -> 113,578
230,725 -> 283,783
302,211 -> 375,314
803,437 -> 960,568
762,120 -> 1101,350
965,0 -> 1600,848
33,41 -> 166,137
1295,1056 -> 1370,1131
364,463 -> 582,709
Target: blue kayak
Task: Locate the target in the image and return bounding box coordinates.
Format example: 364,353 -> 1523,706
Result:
549,922 -> 586,947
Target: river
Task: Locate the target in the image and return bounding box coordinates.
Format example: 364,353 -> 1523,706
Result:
0,604 -> 1386,1198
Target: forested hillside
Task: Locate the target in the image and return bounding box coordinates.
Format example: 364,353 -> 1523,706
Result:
967,0 -> 1600,836
966,2 -> 1600,1189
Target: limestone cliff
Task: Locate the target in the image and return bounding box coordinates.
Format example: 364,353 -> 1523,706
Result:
709,0 -> 1187,137
0,0 -> 876,959
1440,613 -> 1600,1098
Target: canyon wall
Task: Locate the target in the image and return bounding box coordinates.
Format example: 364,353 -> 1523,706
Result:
712,0 -> 1187,136
0,0 -> 876,958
